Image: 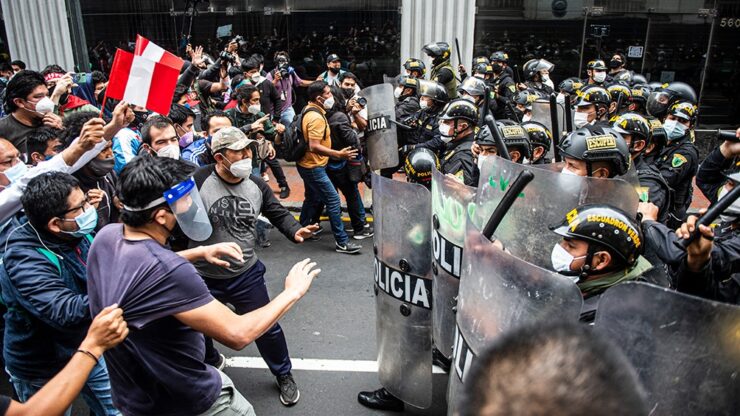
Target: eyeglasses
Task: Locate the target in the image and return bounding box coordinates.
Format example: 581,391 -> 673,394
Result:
61,195 -> 92,216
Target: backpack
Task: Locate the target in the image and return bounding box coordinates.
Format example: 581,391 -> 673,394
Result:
276,107 -> 325,162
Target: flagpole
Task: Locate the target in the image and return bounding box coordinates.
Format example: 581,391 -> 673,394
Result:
98,91 -> 108,119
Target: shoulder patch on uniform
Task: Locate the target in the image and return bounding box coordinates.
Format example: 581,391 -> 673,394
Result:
636,186 -> 649,202
455,170 -> 465,181
671,154 -> 688,168
508,85 -> 516,93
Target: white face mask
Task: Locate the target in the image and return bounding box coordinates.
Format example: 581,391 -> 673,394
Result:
393,87 -> 403,99
474,73 -> 486,79
251,73 -> 262,83
550,243 -> 586,282
663,119 -> 687,141
718,186 -> 740,223
156,143 -> 180,159
420,99 -> 429,110
541,73 -> 550,83
228,158 -> 253,178
323,96 -> 335,110
522,113 -> 532,122
477,155 -> 488,171
461,94 -> 476,104
1,160 -> 28,185
574,111 -> 590,128
556,93 -> 566,104
593,72 -> 606,83
34,96 -> 55,114
439,123 -> 454,141
247,104 -> 261,115
561,166 -> 579,176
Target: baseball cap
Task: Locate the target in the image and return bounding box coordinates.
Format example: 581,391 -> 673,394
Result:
326,54 -> 341,63
211,126 -> 255,153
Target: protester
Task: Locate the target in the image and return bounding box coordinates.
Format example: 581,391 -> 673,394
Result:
139,115 -> 181,159
25,127 -> 62,166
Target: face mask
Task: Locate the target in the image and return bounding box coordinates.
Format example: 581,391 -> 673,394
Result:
87,157 -> 114,177
157,144 -> 181,159
328,67 -> 340,75
541,74 -> 550,83
491,63 -> 503,73
477,155 -> 488,171
250,73 -> 262,84
323,96 -> 335,110
609,59 -> 622,69
61,205 -> 98,238
248,103 -> 261,115
717,186 -> 740,224
2,161 -> 28,184
179,130 -> 195,148
228,157 -> 253,178
561,166 -> 579,176
462,95 -> 476,104
474,73 -> 485,79
663,119 -> 687,141
439,122 -> 454,139
574,111 -> 590,128
420,99 -> 429,110
556,93 -> 566,104
33,97 -> 55,114
393,87 -> 403,99
522,113 -> 532,122
593,72 -> 607,83
550,243 -> 586,281
342,88 -> 355,99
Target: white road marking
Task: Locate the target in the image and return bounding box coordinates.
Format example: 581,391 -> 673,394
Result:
226,357 -> 446,374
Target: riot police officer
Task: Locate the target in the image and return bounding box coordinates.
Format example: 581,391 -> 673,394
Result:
513,89 -> 543,123
522,120 -> 553,164
458,76 -> 495,118
606,83 -> 632,119
521,58 -> 555,95
394,76 -> 421,121
416,98 -> 480,186
403,58 -> 426,79
608,53 -> 633,83
631,73 -> 648,86
559,125 -> 631,178
654,101 -> 699,229
475,120 -> 532,164
550,204 -> 651,322
574,85 -> 612,128
628,84 -> 651,116
422,41 -> 458,99
490,50 -> 515,81
490,51 -> 518,120
403,147 -> 440,189
458,56 -> 490,81
584,59 -> 610,86
558,77 -> 584,106
646,81 -> 697,120
404,80 -> 450,145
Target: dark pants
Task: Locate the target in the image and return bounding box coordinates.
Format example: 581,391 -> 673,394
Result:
203,261 -> 292,376
261,158 -> 288,188
326,166 -> 366,233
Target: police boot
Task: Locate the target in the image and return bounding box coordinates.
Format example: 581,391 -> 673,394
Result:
357,387 -> 404,412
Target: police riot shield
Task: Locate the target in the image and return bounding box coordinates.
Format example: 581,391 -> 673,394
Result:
472,155 -> 640,268
361,84 -> 399,171
371,173 -> 434,408
447,216 -> 584,414
595,282 -> 740,416
431,167 -> 476,360
531,99 -> 571,161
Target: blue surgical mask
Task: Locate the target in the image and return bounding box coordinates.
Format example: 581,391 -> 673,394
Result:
663,119 -> 687,141
61,206 -> 98,237
2,161 -> 28,184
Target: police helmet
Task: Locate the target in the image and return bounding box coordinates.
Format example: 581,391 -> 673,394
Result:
497,120 -> 532,161
439,98 -> 479,125
418,80 -> 450,105
472,56 -> 490,67
422,42 -> 451,60
587,59 -> 608,71
523,59 -> 554,80
646,116 -> 667,154
550,204 -> 643,272
514,89 -> 543,110
630,84 -> 651,106
398,75 -> 420,91
559,126 -> 630,177
667,101 -> 698,125
612,113 -> 651,152
576,85 -> 612,110
607,83 -> 632,106
631,74 -> 648,85
404,147 -> 439,188
458,76 -> 487,98
489,51 -> 509,63
472,63 -> 494,77
403,58 -> 426,77
559,77 -> 584,95
646,82 -> 697,119
521,121 -> 553,153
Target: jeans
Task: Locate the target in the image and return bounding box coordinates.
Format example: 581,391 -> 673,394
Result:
8,359 -> 120,416
198,369 -> 255,416
279,105 -> 296,127
327,165 -> 366,232
203,261 -> 292,376
297,165 -> 349,245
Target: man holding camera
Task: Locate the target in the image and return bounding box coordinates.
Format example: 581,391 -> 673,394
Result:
266,51 -> 313,127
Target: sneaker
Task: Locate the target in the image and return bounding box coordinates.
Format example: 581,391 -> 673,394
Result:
215,353 -> 226,371
262,173 -> 270,182
279,186 -> 291,199
336,241 -> 362,254
276,373 -> 300,406
353,225 -> 374,240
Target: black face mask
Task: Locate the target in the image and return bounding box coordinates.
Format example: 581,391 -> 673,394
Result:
328,67 -> 340,74
342,88 -> 355,99
87,157 -> 115,177
491,63 -> 503,74
609,59 -> 622,69
59,93 -> 69,105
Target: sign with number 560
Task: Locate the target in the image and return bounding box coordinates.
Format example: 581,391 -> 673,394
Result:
720,17 -> 740,28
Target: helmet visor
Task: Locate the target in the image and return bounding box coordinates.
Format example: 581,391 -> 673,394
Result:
647,90 -> 671,117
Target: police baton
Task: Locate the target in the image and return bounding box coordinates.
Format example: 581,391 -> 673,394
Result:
484,113 -> 511,161
482,170 -> 535,241
455,38 -> 463,71
387,118 -> 416,131
480,85 -> 491,125
563,95 -> 573,133
549,94 -> 562,162
513,65 -> 521,84
677,184 -> 740,249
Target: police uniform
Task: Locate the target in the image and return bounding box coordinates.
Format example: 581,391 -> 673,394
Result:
431,60 -> 458,100
525,80 -> 553,96
492,72 -> 517,120
655,133 -> 699,228
417,132 -> 479,187
396,95 -> 421,146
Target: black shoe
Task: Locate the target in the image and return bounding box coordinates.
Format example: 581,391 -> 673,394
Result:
336,241 -> 361,254
433,348 -> 451,373
357,387 -> 404,412
353,225 -> 374,240
276,373 -> 300,406
279,186 -> 291,199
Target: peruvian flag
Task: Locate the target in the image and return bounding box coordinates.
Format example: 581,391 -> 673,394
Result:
134,35 -> 183,70
106,48 -> 180,115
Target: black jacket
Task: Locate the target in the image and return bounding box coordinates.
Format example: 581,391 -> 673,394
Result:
655,135 -> 699,228
417,132 -> 479,187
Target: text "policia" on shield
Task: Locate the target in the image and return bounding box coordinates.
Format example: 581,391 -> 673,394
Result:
374,257 -> 432,309
366,115 -> 391,134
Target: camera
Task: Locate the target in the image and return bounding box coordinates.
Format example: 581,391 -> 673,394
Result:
356,96 -> 367,107
219,50 -> 236,65
230,35 -> 246,48
277,62 -> 290,78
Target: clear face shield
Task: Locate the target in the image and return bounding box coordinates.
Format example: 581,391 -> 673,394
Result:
646,90 -> 671,117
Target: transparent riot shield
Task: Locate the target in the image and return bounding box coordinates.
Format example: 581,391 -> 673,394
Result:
372,173 -> 433,408
431,167 -> 476,360
595,282 -> 740,416
472,155 -> 640,268
531,99 -> 571,160
447,216 -> 584,414
361,84 -> 399,171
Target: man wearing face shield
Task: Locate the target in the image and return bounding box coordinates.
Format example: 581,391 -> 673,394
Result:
192,127 -> 319,406
521,58 -> 555,95
559,126 -> 631,179
584,59 -> 611,87
0,70 -> 63,155
415,98 -> 479,186
645,81 -> 697,120
573,85 -> 612,129
549,204 -> 651,322
521,120 -> 552,164
608,53 -> 632,83
653,101 -> 699,229
422,42 -> 458,99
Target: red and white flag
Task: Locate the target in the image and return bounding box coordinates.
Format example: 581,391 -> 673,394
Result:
106,48 -> 180,115
134,35 -> 183,70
